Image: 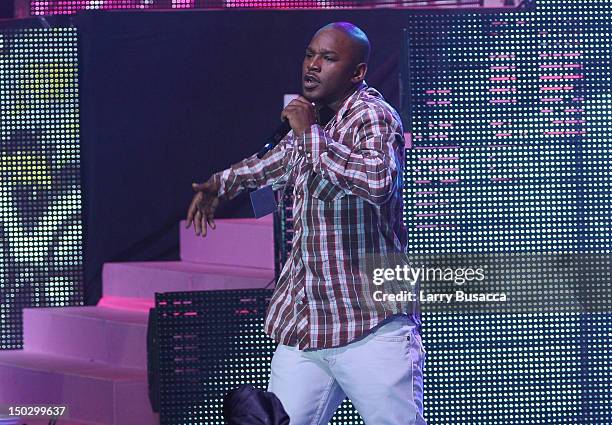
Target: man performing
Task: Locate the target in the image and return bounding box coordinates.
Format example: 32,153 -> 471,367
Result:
186,22 -> 427,425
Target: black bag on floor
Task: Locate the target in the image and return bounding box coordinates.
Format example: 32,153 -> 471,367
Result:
223,384 -> 290,425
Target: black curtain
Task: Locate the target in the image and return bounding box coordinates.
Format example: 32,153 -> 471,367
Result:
0,2 -> 14,19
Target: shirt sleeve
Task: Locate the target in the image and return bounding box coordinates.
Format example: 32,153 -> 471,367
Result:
211,134 -> 295,201
299,105 -> 404,206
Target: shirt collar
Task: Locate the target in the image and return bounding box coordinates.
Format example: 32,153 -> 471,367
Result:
320,81 -> 368,131
335,80 -> 368,121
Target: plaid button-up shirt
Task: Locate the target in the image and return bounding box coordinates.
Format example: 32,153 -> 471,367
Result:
213,82 -> 418,350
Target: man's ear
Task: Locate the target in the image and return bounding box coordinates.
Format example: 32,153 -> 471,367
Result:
350,63 -> 368,84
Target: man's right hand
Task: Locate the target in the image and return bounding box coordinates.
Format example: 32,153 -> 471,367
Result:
186,178 -> 221,237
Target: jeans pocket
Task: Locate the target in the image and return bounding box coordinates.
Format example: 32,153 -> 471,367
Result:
373,318 -> 414,343
373,334 -> 410,343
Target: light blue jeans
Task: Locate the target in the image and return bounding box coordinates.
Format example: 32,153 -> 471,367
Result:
267,315 -> 427,425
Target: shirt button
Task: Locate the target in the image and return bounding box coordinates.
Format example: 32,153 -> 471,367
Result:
306,152 -> 312,158
298,146 -> 303,151
296,299 -> 303,305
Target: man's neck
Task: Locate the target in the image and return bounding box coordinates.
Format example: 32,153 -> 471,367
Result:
321,83 -> 363,112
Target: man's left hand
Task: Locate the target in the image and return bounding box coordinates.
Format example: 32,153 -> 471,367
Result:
281,96 -> 316,138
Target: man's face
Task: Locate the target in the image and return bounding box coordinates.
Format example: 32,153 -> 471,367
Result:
302,28 -> 360,106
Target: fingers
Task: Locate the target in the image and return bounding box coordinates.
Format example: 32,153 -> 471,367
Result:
193,209 -> 202,235
281,104 -> 298,121
199,210 -> 208,237
190,199 -> 214,237
192,181 -> 211,192
193,208 -> 210,238
281,98 -> 315,121
206,198 -> 218,230
295,96 -> 314,106
193,203 -> 216,237
187,182 -> 221,237
185,194 -> 199,228
287,98 -> 314,110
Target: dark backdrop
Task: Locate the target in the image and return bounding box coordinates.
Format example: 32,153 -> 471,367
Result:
0,2 -> 14,19
73,9 -> 461,304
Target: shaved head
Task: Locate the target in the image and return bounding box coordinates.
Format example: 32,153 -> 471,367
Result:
302,22 -> 370,108
315,22 -> 371,66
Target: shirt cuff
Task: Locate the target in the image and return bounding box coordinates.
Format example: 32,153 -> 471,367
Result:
210,170 -> 227,200
300,124 -> 329,164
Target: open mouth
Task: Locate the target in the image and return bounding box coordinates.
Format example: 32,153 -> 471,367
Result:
304,75 -> 320,89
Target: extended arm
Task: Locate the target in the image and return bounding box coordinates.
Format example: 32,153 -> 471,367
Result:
212,136 -> 295,201
186,135 -> 294,236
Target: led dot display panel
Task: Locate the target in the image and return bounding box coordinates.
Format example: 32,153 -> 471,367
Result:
402,0 -> 611,424
155,290 -> 276,425
155,289 -> 369,425
0,27 -> 84,349
29,0 -> 482,15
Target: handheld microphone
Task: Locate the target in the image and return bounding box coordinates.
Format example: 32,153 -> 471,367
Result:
256,105 -> 336,159
257,119 -> 292,159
